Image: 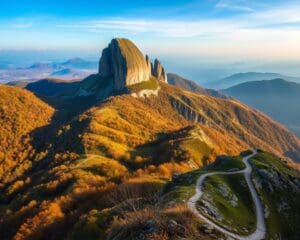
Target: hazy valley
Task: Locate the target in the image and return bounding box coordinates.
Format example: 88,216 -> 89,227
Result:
0,58 -> 97,84
222,79 -> 300,137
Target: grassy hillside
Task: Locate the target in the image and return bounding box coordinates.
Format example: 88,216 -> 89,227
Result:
0,85 -> 54,185
163,150 -> 300,239
23,77 -> 300,163
0,78 -> 300,239
167,73 -> 225,98
198,173 -> 256,235
251,151 -> 300,239
26,78 -> 80,96
161,83 -> 300,162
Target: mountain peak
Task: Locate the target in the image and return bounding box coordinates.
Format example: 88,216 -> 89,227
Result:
98,38 -> 167,90
65,57 -> 83,61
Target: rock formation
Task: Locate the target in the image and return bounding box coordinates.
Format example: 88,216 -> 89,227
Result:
98,38 -> 168,90
99,38 -> 151,90
145,55 -> 152,76
152,59 -> 167,83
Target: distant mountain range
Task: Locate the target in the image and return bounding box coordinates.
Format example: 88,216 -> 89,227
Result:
222,78 -> 300,137
167,73 -> 226,98
0,58 -> 97,83
27,58 -> 98,71
209,72 -> 300,89
168,74 -> 300,137
50,68 -> 93,79
61,57 -> 98,69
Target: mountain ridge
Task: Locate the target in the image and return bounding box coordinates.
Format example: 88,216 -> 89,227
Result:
167,73 -> 226,98
222,78 -> 300,137
209,72 -> 300,89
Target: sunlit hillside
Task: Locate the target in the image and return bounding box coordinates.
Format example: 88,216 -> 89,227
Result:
0,85 -> 54,185
1,78 -> 299,239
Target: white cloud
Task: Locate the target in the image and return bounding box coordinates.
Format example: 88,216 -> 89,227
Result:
56,11 -> 300,60
58,2 -> 300,37
11,21 -> 34,29
249,3 -> 300,25
59,19 -> 240,38
2,1 -> 300,61
216,0 -> 255,12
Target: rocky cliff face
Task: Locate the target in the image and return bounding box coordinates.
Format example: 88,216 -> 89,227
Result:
152,59 -> 167,83
99,38 -> 150,90
99,38 -> 167,90
145,55 -> 152,76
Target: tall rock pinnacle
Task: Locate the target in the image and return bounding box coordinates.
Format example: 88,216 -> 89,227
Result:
98,38 -> 168,90
145,55 -> 152,76
152,59 -> 167,83
99,38 -> 151,90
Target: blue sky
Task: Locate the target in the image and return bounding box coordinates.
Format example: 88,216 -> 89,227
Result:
0,0 -> 300,74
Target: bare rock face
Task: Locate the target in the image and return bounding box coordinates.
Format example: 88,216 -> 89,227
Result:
99,38 -> 168,90
99,38 -> 151,90
152,59 -> 168,83
98,48 -> 112,77
145,55 -> 152,76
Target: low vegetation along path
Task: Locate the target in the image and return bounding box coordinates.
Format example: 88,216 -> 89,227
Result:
188,150 -> 266,240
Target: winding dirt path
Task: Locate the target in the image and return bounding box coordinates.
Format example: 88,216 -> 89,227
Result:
187,150 -> 266,240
